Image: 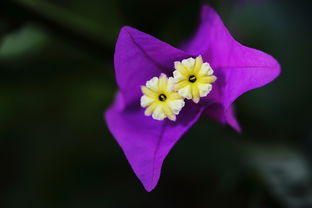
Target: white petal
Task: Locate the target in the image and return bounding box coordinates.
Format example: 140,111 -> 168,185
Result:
198,83 -> 212,97
167,99 -> 185,115
173,70 -> 186,82
199,63 -> 213,76
140,95 -> 154,108
167,77 -> 175,91
144,109 -> 152,116
152,106 -> 166,120
181,57 -> 195,71
168,114 -> 176,121
178,85 -> 192,99
146,77 -> 159,91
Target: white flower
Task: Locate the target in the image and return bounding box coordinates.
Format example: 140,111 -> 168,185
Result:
173,55 -> 217,103
140,73 -> 185,121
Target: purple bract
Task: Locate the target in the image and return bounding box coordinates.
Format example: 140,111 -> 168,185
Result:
105,4 -> 280,191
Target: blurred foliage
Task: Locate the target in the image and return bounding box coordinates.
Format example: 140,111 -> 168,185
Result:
0,24 -> 48,59
0,0 -> 312,207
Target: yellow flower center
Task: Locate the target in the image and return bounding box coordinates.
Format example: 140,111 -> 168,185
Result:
172,55 -> 217,103
140,73 -> 185,121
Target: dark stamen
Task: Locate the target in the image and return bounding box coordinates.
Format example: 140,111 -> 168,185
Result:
189,75 -> 197,83
158,94 -> 167,101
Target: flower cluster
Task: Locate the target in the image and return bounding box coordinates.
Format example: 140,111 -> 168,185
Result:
140,56 -> 216,121
105,4 -> 280,192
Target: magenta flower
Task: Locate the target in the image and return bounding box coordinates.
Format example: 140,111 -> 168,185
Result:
105,4 -> 280,191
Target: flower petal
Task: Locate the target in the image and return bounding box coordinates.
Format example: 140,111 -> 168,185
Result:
105,93 -> 202,191
217,64 -> 280,108
114,26 -> 191,106
183,4 -> 280,124
205,103 -> 241,132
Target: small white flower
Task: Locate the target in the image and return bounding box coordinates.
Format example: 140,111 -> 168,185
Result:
173,55 -> 217,103
140,74 -> 185,121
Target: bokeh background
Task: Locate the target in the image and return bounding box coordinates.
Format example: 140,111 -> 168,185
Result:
1,0 -> 312,207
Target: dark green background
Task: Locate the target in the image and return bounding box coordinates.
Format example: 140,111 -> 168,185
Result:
1,0 -> 312,207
